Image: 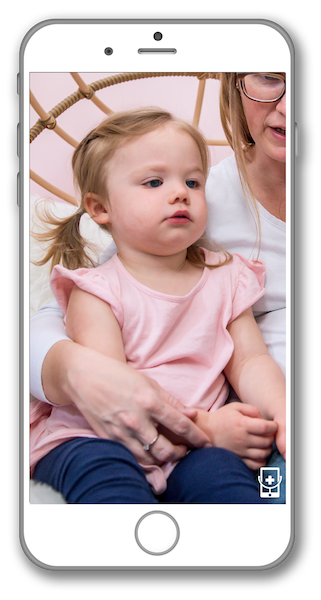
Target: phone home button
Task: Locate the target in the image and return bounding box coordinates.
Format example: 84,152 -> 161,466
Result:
135,511 -> 180,555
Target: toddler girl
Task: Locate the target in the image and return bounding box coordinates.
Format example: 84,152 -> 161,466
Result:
30,108 -> 285,503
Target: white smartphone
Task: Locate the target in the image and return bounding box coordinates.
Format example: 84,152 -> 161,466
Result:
19,19 -> 294,570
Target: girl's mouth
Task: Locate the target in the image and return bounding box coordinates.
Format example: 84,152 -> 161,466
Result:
166,210 -> 191,224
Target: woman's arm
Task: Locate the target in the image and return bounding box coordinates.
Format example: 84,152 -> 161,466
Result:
30,300 -> 70,402
37,289 -> 210,466
224,307 -> 286,459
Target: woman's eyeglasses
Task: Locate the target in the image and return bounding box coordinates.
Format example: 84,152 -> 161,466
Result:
236,73 -> 285,103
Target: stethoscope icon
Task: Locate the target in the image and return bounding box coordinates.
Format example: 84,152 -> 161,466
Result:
258,467 -> 282,498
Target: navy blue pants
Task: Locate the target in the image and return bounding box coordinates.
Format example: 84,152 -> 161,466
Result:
33,438 -> 266,504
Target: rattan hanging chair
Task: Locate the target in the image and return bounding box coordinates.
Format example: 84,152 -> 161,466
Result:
30,72 -> 229,206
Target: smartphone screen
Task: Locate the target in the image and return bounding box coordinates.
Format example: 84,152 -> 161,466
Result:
20,20 -> 294,569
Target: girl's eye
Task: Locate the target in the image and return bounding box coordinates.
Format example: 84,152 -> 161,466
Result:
186,180 -> 198,189
145,179 -> 162,188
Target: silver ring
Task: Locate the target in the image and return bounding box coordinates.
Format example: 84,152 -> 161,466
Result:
143,434 -> 159,452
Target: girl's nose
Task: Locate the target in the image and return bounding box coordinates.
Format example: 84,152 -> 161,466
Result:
170,182 -> 190,204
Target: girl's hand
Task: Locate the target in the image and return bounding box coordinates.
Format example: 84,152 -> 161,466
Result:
196,403 -> 278,471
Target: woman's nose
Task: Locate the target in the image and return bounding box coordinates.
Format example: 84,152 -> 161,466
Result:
276,92 -> 286,116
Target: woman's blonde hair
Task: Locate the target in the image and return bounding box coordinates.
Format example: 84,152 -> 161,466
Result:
34,107 -> 231,271
219,73 -> 261,250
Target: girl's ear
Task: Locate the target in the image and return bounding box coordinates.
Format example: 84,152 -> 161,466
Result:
84,193 -> 110,224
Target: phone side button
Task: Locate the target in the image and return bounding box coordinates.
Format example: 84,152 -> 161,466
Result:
134,511 -> 180,556
17,123 -> 20,158
17,172 -> 20,207
295,122 -> 299,158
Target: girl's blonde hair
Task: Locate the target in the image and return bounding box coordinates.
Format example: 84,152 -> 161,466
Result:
219,73 -> 261,251
34,107 -> 231,271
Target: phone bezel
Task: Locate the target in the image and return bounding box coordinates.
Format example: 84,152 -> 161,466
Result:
19,19 -> 294,570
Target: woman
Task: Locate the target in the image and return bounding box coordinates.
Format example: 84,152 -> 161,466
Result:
207,72 -> 286,374
206,73 -> 287,502
30,72 -> 286,501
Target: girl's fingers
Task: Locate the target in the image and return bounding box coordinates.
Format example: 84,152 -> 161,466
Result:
245,417 -> 278,436
246,433 -> 276,449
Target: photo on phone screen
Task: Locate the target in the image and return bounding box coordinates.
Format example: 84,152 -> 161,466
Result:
21,20 -> 293,569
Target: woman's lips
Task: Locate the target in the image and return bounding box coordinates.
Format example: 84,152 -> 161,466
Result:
269,126 -> 286,140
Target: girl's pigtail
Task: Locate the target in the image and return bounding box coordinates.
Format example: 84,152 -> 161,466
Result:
32,202 -> 96,272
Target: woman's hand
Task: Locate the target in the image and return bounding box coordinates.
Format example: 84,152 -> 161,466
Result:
195,403 -> 278,470
41,341 -> 210,466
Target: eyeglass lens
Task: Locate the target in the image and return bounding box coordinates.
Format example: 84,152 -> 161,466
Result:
243,74 -> 285,101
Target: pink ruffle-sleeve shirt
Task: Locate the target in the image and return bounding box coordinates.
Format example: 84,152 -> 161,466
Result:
30,250 -> 265,493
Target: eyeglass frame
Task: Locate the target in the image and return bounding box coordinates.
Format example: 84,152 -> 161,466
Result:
236,73 -> 286,103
